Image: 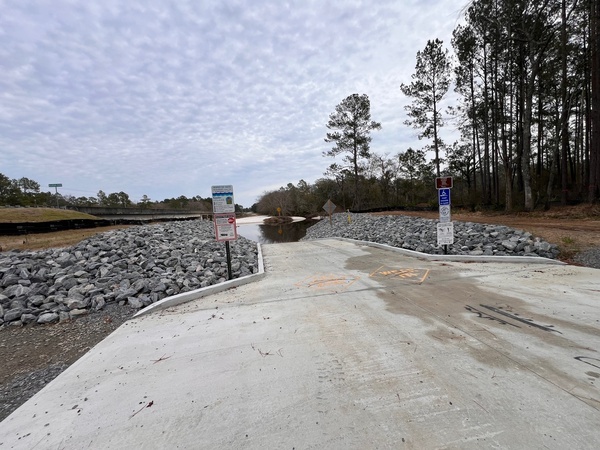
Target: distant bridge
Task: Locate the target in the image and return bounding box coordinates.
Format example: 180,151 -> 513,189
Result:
71,206 -> 213,221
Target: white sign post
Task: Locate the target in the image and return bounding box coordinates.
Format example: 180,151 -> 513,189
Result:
211,185 -> 237,279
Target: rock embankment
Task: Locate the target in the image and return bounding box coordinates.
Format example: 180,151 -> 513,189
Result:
0,220 -> 258,328
302,213 -> 560,259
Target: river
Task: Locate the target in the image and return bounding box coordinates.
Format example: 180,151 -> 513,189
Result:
236,217 -> 316,244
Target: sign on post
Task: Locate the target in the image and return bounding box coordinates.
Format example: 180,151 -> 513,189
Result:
438,188 -> 451,223
436,177 -> 453,251
438,188 -> 450,206
211,185 -> 235,214
437,222 -> 454,245
211,185 -> 237,280
435,176 -> 453,189
323,199 -> 336,225
213,213 -> 237,241
439,205 -> 451,223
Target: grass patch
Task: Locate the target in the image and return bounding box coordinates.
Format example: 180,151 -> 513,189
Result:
0,207 -> 98,223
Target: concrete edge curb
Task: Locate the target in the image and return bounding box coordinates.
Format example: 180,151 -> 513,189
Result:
325,237 -> 566,265
133,243 -> 266,319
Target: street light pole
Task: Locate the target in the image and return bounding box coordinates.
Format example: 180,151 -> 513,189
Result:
48,183 -> 62,208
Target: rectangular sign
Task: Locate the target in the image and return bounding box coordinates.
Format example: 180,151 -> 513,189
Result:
48,183 -> 62,187
438,188 -> 451,206
211,185 -> 235,214
214,213 -> 237,241
437,222 -> 454,245
439,205 -> 451,223
436,176 -> 453,189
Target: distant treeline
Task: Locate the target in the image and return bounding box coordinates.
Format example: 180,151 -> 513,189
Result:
0,173 -> 243,212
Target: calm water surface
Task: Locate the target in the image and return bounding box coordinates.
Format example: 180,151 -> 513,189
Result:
237,220 -> 315,244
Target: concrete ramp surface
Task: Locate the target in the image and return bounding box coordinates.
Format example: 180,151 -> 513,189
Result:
1,239 -> 599,449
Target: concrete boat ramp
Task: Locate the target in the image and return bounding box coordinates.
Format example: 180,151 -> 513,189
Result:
1,239 -> 599,449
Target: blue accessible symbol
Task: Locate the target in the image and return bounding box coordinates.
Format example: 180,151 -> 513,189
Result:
438,188 -> 451,206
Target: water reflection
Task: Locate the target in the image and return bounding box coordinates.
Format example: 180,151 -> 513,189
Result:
237,220 -> 315,244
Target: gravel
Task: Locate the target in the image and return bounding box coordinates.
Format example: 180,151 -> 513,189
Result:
0,219 -> 259,328
302,213 -> 561,259
573,247 -> 600,269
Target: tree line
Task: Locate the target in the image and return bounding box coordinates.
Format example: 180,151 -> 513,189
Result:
256,0 -> 600,216
0,173 -> 216,211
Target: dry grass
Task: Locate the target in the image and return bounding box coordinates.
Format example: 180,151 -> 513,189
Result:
0,207 -> 97,223
0,207 -> 131,252
0,225 -> 133,252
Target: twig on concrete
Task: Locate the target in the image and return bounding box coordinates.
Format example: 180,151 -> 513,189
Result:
130,400 -> 154,419
151,354 -> 172,364
472,399 -> 488,413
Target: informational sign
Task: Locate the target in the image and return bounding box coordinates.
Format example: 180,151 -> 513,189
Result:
48,183 -> 62,188
435,177 -> 452,250
211,185 -> 235,214
214,213 -> 237,241
436,176 -> 453,189
439,205 -> 451,223
437,222 -> 454,245
438,188 -> 451,206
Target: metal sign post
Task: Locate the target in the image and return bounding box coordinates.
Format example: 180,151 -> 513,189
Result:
212,185 -> 237,280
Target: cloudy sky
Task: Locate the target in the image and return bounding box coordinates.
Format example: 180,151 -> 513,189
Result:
1,0 -> 466,208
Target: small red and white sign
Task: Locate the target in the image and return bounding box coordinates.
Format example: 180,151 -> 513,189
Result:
214,213 -> 237,241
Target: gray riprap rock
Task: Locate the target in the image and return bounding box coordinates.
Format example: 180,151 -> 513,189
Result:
65,297 -> 90,310
21,313 -> 37,324
3,284 -> 31,299
502,240 -> 518,251
4,308 -> 23,322
37,312 -> 59,324
70,309 -> 88,317
0,219 -> 259,327
302,213 -> 560,261
127,297 -> 143,309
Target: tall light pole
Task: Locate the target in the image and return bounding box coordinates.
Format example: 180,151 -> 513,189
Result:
48,183 -> 62,208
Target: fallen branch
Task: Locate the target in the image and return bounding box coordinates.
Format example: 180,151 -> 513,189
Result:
151,354 -> 172,364
130,400 -> 154,419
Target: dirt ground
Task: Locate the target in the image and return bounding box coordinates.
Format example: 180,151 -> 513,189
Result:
1,206 -> 599,422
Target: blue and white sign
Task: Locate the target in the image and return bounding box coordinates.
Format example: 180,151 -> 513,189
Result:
438,188 -> 451,206
211,185 -> 235,214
